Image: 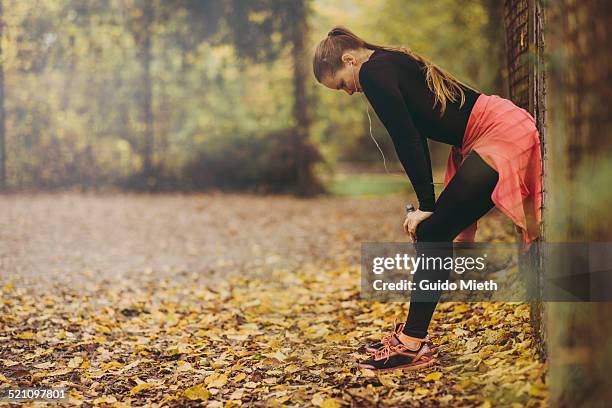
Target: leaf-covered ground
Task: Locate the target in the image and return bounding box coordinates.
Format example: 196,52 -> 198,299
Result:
0,193 -> 547,407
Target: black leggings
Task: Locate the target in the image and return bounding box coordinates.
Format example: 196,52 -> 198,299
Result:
402,150 -> 499,338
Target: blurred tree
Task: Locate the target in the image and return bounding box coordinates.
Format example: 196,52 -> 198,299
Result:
169,0 -> 321,194
203,0 -> 320,194
544,1 -> 612,406
132,0 -> 155,186
483,0 -> 506,96
288,0 -> 318,194
0,0 -> 5,189
122,0 -> 320,192
1,0 -> 501,192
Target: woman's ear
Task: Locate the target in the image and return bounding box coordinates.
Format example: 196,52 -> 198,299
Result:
341,52 -> 356,66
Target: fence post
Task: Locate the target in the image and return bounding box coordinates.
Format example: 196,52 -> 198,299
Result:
502,0 -> 548,359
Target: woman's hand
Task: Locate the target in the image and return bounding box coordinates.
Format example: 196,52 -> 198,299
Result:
403,209 -> 434,241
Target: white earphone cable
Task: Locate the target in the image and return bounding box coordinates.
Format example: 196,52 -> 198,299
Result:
352,63 -> 404,178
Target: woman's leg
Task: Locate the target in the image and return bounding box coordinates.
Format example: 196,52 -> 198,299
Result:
402,150 -> 499,338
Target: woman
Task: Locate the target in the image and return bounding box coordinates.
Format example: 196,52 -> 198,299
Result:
313,26 -> 542,373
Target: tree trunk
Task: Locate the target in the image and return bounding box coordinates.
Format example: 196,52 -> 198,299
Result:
545,0 -> 612,406
0,0 -> 6,189
140,0 -> 154,185
483,0 -> 506,95
290,0 -> 312,195
502,0 -> 548,359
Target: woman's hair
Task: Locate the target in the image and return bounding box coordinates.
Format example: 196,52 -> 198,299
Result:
313,25 -> 480,117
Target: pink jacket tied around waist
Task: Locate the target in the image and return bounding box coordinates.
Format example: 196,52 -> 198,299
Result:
444,93 -> 543,251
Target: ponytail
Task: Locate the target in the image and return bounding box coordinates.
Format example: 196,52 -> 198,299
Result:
313,25 -> 480,117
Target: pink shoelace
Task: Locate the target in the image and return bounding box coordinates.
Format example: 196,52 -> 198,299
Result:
373,342 -> 398,363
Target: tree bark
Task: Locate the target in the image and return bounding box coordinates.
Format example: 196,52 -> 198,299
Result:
0,0 -> 6,189
290,0 -> 311,194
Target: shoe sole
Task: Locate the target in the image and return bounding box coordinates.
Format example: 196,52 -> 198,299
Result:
357,357 -> 437,373
365,345 -> 437,355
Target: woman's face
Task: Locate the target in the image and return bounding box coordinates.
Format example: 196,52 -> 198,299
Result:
320,53 -> 362,95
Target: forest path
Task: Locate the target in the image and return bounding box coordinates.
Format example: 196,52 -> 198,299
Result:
0,193 -> 546,406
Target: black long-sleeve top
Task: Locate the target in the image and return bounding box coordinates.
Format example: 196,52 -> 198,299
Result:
359,48 -> 481,211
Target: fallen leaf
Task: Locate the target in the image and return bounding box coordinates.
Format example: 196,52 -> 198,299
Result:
17,331 -> 36,340
48,368 -> 72,376
129,383 -> 154,395
321,398 -> 343,408
68,356 -> 83,368
423,371 -> 443,382
33,361 -> 55,369
205,372 -> 228,388
184,383 -> 211,401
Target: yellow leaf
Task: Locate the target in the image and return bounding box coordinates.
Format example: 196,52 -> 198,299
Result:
378,375 -> 397,387
443,364 -> 464,371
160,393 -> 181,405
439,395 -> 454,403
168,342 -> 190,355
466,339 -> 479,351
95,324 -> 112,334
101,361 -> 124,371
423,371 -> 443,382
284,364 -> 301,374
129,383 -> 154,395
0,373 -> 10,383
514,304 -> 530,319
321,398 -> 342,408
456,378 -> 473,390
234,372 -> 247,382
1,315 -> 17,324
528,382 -> 547,397
326,333 -> 348,342
414,387 -> 429,395
359,367 -> 376,377
205,373 -> 228,388
17,331 -> 36,340
184,383 -> 211,401
93,396 -> 117,404
452,304 -> 470,313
